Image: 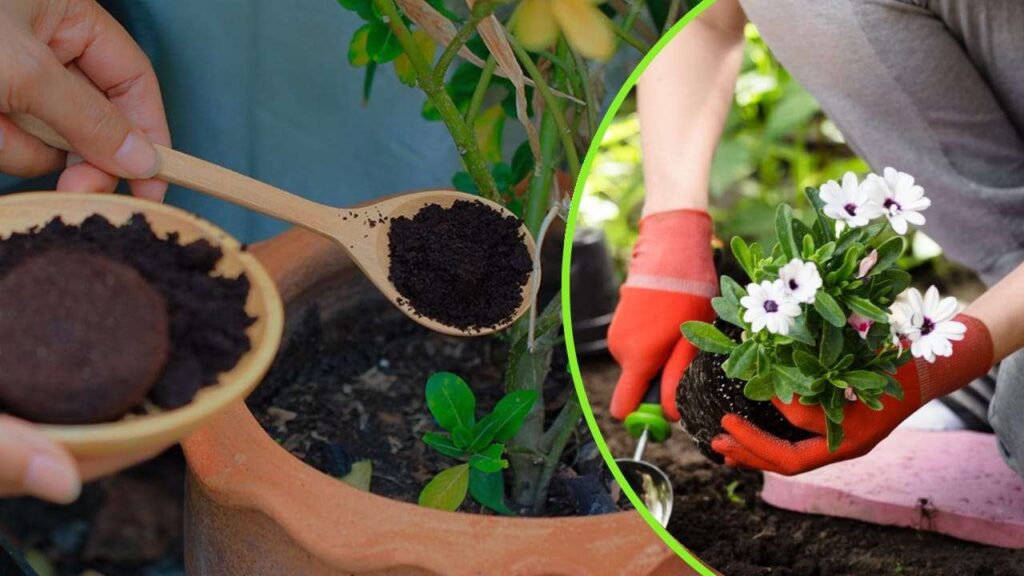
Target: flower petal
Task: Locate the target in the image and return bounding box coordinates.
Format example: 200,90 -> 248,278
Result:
512,0 -> 559,52
551,0 -> 615,61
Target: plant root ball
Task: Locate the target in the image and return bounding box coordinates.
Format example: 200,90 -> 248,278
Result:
677,320 -> 813,463
0,250 -> 170,424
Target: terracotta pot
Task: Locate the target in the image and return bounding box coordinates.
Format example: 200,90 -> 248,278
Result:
182,227 -> 692,575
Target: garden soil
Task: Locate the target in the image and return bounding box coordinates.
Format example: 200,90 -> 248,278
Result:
586,357 -> 1024,576
387,200 -> 532,331
248,290 -> 618,516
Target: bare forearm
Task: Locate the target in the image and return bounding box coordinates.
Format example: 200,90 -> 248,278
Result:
637,0 -> 746,217
965,262 -> 1024,362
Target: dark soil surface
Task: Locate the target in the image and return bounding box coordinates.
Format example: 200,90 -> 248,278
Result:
585,357 -> 1024,576
388,200 -> 532,331
0,214 -> 253,422
678,321 -> 812,463
0,449 -> 186,576
248,290 -> 617,517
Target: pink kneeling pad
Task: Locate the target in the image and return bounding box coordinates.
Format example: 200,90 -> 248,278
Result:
761,429 -> 1024,548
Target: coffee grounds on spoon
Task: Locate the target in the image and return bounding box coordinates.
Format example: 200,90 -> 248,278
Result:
387,200 -> 532,331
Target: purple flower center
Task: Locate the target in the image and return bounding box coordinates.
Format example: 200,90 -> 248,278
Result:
920,317 -> 935,336
883,198 -> 901,212
763,300 -> 779,313
844,203 -> 858,216
788,279 -> 799,291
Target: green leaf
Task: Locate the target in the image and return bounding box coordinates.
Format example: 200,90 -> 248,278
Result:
723,340 -> 759,380
682,322 -> 738,354
422,432 -> 465,459
884,373 -> 905,401
474,105 -> 506,163
793,350 -> 825,376
469,468 -> 514,516
487,390 -> 540,443
805,187 -> 835,242
366,21 -> 402,64
452,425 -> 474,449
833,243 -> 865,282
731,237 -> 756,280
720,275 -> 746,305
819,322 -> 844,367
868,236 -> 906,276
843,370 -> 889,390
338,460 -> 373,492
788,314 -> 816,346
823,387 -> 846,424
774,364 -> 815,397
337,0 -> 376,20
348,24 -> 372,66
418,464 -> 470,511
425,372 -> 476,431
469,443 -> 508,473
876,269 -> 911,298
801,233 -> 815,260
712,296 -> 743,329
361,62 -> 377,103
743,373 -> 775,401
844,295 -> 888,323
510,141 -> 535,185
835,354 -> 855,370
813,241 -> 836,262
814,292 -> 846,327
764,87 -> 821,140
775,204 -> 799,260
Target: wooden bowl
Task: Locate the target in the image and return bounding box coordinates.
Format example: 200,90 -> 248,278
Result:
0,192 -> 284,457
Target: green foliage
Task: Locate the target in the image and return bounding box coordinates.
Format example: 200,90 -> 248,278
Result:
419,372 -> 538,514
683,199 -> 914,452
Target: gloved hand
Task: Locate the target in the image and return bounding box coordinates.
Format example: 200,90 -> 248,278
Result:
607,209 -> 717,421
712,314 -> 994,475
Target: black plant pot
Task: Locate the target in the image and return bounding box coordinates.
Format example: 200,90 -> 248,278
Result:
569,228 -> 619,357
677,321 -> 813,463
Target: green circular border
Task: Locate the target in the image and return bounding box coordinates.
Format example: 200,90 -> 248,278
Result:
561,2 -> 720,573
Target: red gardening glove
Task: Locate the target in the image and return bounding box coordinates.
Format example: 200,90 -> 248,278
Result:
607,209 -> 717,421
712,314 -> 994,475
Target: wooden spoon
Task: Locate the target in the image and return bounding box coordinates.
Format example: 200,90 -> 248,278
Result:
10,114 -> 536,336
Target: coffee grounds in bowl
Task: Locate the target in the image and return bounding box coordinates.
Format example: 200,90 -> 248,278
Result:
0,214 -> 254,423
387,200 -> 532,331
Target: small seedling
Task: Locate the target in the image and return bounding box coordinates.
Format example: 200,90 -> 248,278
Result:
418,372 -> 538,514
724,480 -> 745,505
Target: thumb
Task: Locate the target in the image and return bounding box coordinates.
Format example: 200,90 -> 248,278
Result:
13,51 -> 158,181
661,337 -> 700,421
610,365 -> 656,420
0,416 -> 81,503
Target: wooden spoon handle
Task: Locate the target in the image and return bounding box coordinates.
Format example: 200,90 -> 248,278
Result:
8,113 -> 342,238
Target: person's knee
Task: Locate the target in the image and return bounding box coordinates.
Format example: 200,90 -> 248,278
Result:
991,351 -> 1024,479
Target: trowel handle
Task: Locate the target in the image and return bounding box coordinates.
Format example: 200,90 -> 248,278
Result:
623,375 -> 671,444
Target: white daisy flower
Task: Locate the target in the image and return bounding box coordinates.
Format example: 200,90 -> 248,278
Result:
819,172 -> 883,228
888,298 -> 913,353
864,167 -> 931,235
740,280 -> 802,336
899,286 -> 965,363
778,258 -> 822,304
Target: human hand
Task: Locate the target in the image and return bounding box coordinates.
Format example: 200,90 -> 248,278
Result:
712,314 -> 994,475
0,415 -> 164,503
0,0 -> 169,199
607,209 -> 717,421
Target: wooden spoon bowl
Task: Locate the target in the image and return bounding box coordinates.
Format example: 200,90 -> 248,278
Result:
0,192 -> 284,457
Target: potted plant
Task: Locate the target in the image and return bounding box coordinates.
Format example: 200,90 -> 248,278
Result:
678,169 -> 960,460
182,0 -> 689,573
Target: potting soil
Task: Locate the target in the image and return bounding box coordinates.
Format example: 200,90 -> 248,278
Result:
387,200 -> 532,331
0,214 -> 253,422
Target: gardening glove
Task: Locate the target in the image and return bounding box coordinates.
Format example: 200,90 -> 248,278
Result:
608,209 -> 717,421
712,314 -> 994,475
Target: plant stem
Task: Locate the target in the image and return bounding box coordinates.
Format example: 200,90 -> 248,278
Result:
432,3 -> 495,86
465,55 -> 497,124
662,0 -> 681,34
524,109 -> 559,235
610,19 -> 649,53
570,51 -> 599,142
374,0 -> 499,201
508,36 -> 581,181
531,395 -> 582,515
